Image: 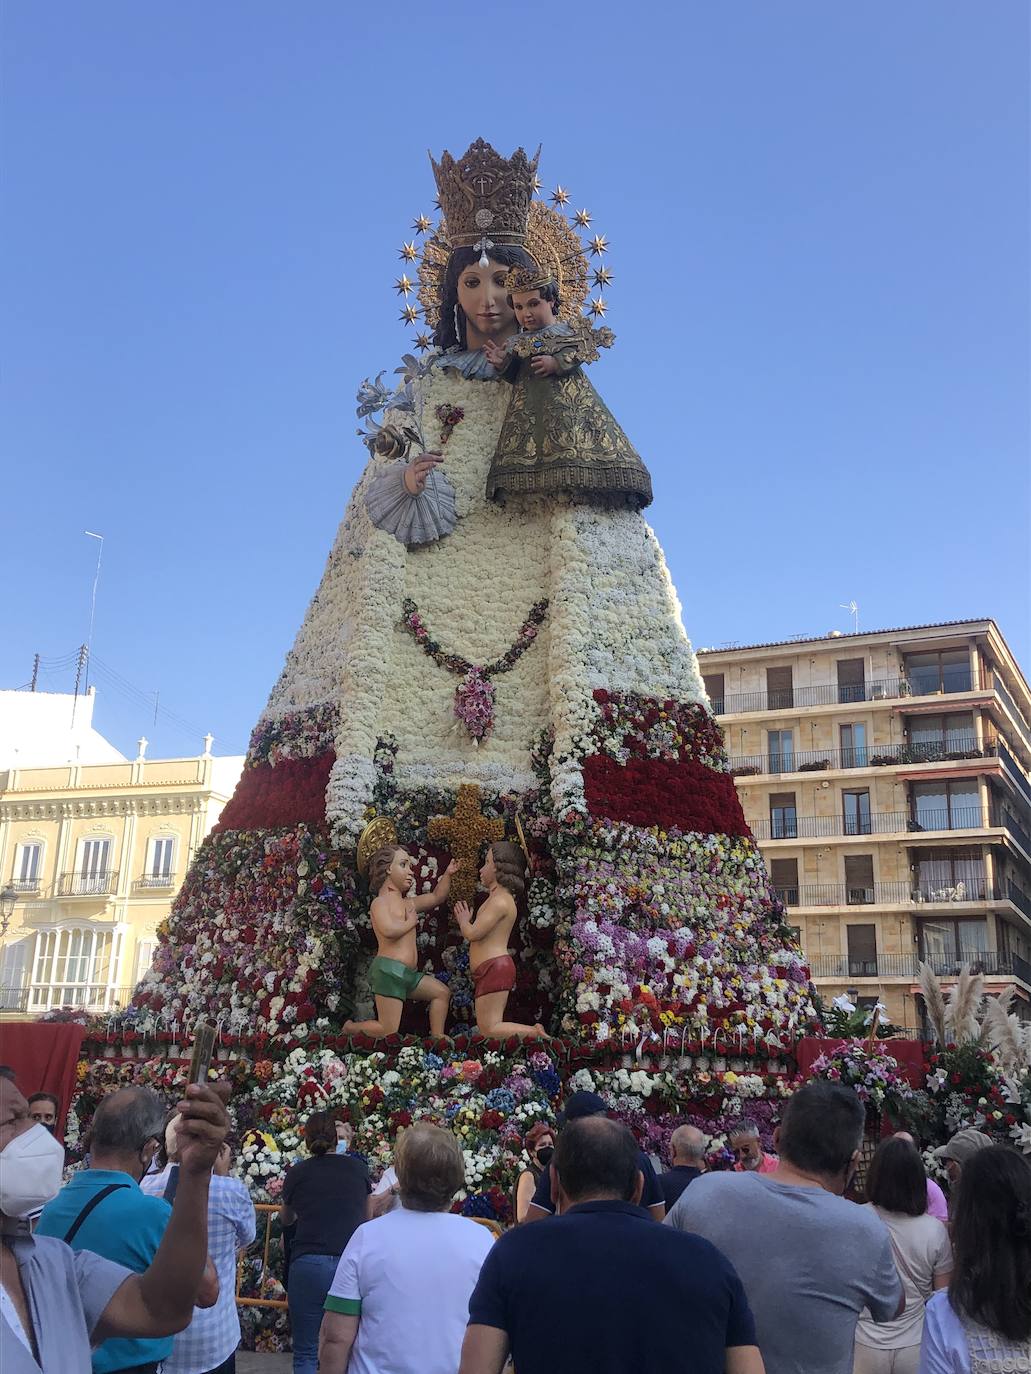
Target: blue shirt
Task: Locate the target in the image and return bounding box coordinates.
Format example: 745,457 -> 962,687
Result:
37,1169 -> 173,1373
468,1199 -> 756,1374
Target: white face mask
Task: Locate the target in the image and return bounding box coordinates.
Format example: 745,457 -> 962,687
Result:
0,1123 -> 65,1217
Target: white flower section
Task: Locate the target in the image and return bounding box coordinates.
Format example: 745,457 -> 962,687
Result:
262,359 -> 709,840
548,505 -> 706,816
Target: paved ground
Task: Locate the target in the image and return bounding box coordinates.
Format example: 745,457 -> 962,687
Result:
237,1354 -> 291,1373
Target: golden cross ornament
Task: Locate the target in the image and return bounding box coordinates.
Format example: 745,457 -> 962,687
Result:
427,784 -> 505,908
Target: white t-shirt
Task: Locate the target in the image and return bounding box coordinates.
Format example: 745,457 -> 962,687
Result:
856,1206 -> 953,1350
325,1206 -> 494,1374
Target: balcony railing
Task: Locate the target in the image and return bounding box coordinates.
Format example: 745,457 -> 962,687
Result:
712,678 -> 911,715
729,737 -> 998,778
753,807 -> 993,840
911,876 -> 991,903
8,879 -> 40,894
1006,882 -> 1031,920
774,882 -> 912,908
808,951 -> 1031,985
905,668 -> 980,697
809,953 -> 921,979
1,985 -> 137,1012
56,871 -> 119,897
134,873 -> 176,889
1002,812 -> 1031,856
919,951 -> 1031,983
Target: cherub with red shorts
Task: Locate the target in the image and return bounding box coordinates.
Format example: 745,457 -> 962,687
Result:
453,842 -> 546,1040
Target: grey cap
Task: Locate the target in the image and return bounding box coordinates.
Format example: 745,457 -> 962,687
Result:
933,1127 -> 993,1166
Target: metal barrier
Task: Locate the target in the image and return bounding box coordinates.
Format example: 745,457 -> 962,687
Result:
236,1203 -> 288,1311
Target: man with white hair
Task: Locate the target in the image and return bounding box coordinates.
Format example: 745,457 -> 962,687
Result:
728,1120 -> 778,1174
660,1125 -> 707,1210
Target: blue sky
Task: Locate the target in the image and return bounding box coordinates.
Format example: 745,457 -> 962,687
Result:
2,3 -> 1028,759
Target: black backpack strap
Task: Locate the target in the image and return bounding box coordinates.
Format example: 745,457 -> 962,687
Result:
62,1183 -> 130,1245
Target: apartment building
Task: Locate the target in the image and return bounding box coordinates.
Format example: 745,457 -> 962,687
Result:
697,620 -> 1031,1029
0,690 -> 242,1016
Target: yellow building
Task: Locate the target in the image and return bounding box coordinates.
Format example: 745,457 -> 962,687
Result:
0,690 -> 242,1016
697,619 -> 1031,1030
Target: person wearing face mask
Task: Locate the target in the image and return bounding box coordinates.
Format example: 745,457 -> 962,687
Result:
667,1082 -> 905,1374
0,1073 -> 228,1374
514,1124 -> 554,1224
26,1096 -> 60,1136
38,1085 -> 220,1374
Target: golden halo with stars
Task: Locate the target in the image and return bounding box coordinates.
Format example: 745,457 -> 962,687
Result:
391,172 -> 614,352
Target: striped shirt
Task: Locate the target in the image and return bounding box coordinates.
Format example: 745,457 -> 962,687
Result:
162,1175 -> 256,1374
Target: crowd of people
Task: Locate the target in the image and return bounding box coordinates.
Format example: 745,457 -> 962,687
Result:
1,1064 -> 1030,1374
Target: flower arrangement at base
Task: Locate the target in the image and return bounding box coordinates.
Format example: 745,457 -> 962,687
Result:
806,1043 -> 916,1119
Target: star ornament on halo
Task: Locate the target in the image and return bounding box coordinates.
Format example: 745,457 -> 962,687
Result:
411,214 -> 433,234
394,274 -> 414,296
414,330 -> 434,352
399,241 -> 419,262
399,303 -> 420,325
592,265 -> 614,288
587,297 -> 608,319
550,185 -> 571,207
572,208 -> 592,228
588,233 -> 609,256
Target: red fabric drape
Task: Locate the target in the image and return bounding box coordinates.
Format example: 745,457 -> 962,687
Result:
0,1023 -> 86,1135
796,1036 -> 927,1088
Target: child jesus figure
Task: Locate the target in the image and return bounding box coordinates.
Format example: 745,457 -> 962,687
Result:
481,265 -> 652,508
343,846 -> 456,1038
453,842 -> 547,1041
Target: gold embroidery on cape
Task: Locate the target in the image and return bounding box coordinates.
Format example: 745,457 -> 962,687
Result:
486,322 -> 652,508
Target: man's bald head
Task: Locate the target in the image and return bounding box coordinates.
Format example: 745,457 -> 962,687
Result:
670,1124 -> 707,1166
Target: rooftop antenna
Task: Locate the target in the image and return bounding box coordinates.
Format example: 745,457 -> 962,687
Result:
84,531 -> 104,691
839,600 -> 859,634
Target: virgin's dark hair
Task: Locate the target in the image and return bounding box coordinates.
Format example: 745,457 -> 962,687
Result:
491,841 -> 526,899
303,1110 -> 338,1157
949,1145 -> 1031,1341
432,245 -> 537,351
865,1137 -> 927,1217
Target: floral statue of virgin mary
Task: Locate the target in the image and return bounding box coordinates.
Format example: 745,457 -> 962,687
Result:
135,140 -> 816,1050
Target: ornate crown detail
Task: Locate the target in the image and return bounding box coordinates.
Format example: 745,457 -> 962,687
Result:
505,265 -> 555,295
429,139 -> 541,250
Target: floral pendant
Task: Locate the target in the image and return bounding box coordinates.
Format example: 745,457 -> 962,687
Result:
454,668 -> 496,743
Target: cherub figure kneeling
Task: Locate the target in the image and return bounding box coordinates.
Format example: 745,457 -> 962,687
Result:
343,846 -> 455,1039
453,842 -> 547,1041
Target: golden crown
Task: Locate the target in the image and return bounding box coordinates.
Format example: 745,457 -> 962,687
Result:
505,265 -> 555,295
429,139 -> 540,250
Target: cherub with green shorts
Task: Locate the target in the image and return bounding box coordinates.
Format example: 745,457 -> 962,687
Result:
343,846 -> 456,1038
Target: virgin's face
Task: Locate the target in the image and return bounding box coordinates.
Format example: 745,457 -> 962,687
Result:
457,260 -> 516,348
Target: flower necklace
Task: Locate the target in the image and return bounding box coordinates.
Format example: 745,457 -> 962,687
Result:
400,597 -> 549,742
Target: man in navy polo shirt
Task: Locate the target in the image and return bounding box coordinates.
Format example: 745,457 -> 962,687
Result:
522,1090 -> 666,1221
460,1117 -> 763,1374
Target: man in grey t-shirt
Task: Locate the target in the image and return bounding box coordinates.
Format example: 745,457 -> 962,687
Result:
667,1082 -> 903,1374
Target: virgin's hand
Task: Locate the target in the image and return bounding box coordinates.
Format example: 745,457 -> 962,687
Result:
174,1084 -> 230,1176
530,355 -> 558,377
403,453 -> 443,496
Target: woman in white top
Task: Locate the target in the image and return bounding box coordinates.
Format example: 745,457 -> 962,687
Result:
318,1122 -> 494,1374
855,1136 -> 953,1374
919,1145 -> 1031,1374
